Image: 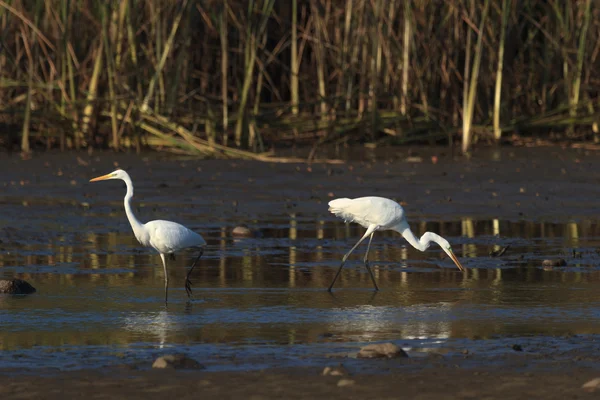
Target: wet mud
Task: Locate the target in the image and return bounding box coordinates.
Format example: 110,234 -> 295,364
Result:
1,146 -> 600,397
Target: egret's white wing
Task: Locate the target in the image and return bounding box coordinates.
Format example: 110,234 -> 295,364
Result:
145,220 -> 206,254
329,196 -> 405,229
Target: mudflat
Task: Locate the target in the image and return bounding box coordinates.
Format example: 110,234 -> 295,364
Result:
2,146 -> 600,399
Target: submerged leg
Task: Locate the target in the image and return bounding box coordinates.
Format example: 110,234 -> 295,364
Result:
362,232 -> 379,291
160,253 -> 169,304
185,248 -> 204,298
328,225 -> 378,292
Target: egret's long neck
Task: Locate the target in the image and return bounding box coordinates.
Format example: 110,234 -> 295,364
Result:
122,175 -> 144,235
395,223 -> 444,252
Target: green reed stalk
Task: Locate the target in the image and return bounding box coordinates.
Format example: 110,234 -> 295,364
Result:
62,0 -> 77,149
493,0 -> 510,141
141,0 -> 188,113
250,34 -> 267,150
312,0 -> 328,121
234,0 -> 275,147
462,0 -> 489,154
21,0 -> 45,153
290,0 -> 299,115
344,0 -> 355,115
21,33 -> 33,153
220,0 -> 229,145
357,0 -> 368,117
369,0 -> 383,136
125,0 -> 142,99
101,2 -> 119,150
571,0 -> 592,121
383,0 -> 397,93
79,40 -> 103,148
166,6 -> 190,114
114,0 -> 127,70
400,0 -> 411,116
235,0 -> 258,147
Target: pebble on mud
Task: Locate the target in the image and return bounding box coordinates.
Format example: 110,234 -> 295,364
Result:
152,354 -> 204,370
0,279 -> 36,294
357,343 -> 408,359
512,344 -> 523,352
542,259 -> 567,267
337,379 -> 355,387
582,378 -> 600,392
232,225 -> 253,238
322,364 -> 349,377
489,245 -> 510,257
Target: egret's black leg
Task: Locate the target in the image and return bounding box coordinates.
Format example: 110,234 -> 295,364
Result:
362,232 -> 379,291
185,248 -> 204,298
328,227 -> 377,292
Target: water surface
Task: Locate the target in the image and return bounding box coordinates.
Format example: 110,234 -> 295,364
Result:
1,150 -> 600,370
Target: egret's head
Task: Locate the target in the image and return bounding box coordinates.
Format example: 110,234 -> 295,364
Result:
89,168 -> 129,182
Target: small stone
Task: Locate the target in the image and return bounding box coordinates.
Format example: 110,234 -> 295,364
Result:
0,279 -> 36,294
152,354 -> 204,370
582,378 -> 600,392
337,379 -> 355,387
489,245 -> 510,257
232,225 -> 253,238
512,344 -> 523,352
542,259 -> 567,267
357,343 -> 408,359
322,364 -> 348,377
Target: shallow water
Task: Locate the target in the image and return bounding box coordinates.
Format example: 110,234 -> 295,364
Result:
2,149 -> 600,371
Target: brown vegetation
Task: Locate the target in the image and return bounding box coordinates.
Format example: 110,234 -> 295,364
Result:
0,0 -> 598,156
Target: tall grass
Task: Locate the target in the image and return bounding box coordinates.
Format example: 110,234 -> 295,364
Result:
0,0 -> 598,156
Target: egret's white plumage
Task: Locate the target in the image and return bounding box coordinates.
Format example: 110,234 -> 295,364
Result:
90,169 -> 206,303
327,196 -> 465,291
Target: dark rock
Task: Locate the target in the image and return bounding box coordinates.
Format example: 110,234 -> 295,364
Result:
0,279 -> 36,294
512,344 -> 523,352
490,245 -> 510,257
357,343 -> 408,359
542,259 -> 567,267
152,354 -> 204,370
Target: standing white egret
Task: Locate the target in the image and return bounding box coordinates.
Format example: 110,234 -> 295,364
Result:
89,169 -> 206,303
328,196 -> 465,291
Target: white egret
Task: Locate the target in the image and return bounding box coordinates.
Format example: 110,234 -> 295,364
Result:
89,169 -> 206,303
328,196 -> 465,291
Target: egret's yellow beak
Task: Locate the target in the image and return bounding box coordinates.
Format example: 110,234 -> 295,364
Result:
448,249 -> 466,272
89,173 -> 114,182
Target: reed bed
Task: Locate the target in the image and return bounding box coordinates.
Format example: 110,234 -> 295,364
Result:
0,0 -> 598,156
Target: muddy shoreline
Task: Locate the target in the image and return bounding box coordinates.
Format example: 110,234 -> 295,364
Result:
2,146 -> 600,398
2,146 -> 600,221
1,354 -> 599,399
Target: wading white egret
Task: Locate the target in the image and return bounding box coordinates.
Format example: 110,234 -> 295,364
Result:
89,169 -> 206,303
328,196 -> 465,291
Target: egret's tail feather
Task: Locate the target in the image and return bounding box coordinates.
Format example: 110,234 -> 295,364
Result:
328,198 -> 356,222
328,198 -> 352,212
